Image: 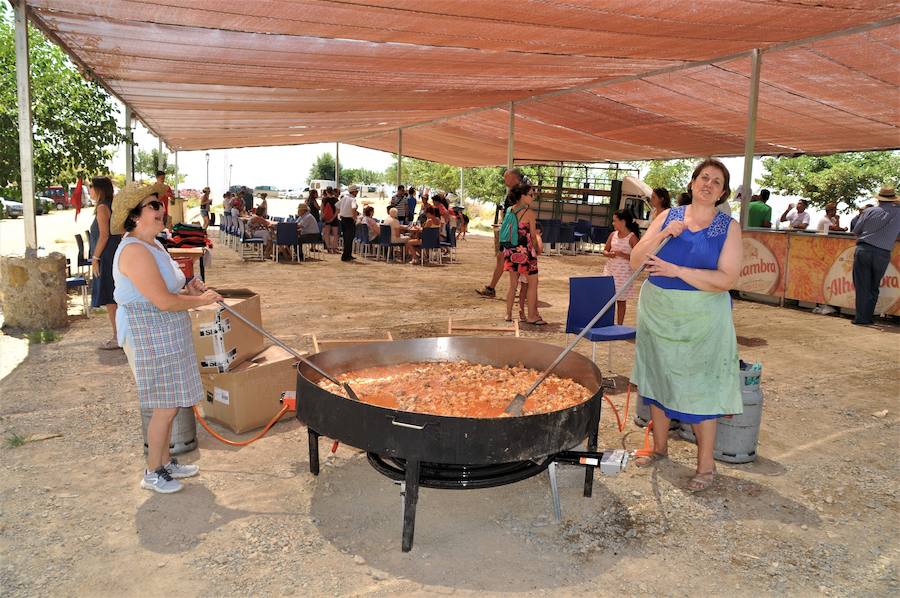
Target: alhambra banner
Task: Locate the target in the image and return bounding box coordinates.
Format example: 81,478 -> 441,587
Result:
736,232 -> 900,316
736,231 -> 788,296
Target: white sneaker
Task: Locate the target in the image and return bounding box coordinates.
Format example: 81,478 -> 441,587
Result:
165,458 -> 199,479
141,467 -> 183,494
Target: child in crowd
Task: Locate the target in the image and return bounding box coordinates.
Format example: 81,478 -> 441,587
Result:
602,210 -> 640,325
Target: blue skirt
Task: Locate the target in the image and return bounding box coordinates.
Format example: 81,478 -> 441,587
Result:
91,234 -> 121,307
642,397 -> 721,423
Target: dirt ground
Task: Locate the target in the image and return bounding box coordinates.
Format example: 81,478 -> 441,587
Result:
1,215 -> 898,597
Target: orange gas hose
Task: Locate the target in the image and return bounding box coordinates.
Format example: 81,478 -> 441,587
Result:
601,383 -> 632,433
193,404 -> 290,447
633,421 -> 656,458
601,383 -> 655,458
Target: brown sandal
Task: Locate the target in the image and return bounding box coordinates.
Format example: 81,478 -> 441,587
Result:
634,452 -> 667,468
687,469 -> 716,492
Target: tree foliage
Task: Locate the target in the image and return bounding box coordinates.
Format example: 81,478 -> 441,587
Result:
308,152 -> 336,182
0,7 -> 122,197
134,148 -> 183,183
340,167 -> 383,186
758,152 -> 900,209
308,152 -> 386,186
632,159 -> 695,195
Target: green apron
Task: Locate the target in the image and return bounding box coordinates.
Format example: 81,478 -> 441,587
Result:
631,281 -> 742,416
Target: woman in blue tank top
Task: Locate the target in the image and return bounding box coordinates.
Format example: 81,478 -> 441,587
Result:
629,159 -> 743,492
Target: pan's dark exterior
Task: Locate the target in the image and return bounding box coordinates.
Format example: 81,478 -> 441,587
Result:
296,337 -> 603,465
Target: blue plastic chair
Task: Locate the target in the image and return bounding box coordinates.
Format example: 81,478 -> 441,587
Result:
440,226 -> 457,263
565,276 -> 636,369
237,218 -> 265,261
419,226 -> 441,265
542,220 -> 560,254
557,224 -> 576,255
355,223 -> 376,257
573,219 -> 592,252
273,222 -> 299,262
378,224 -> 406,262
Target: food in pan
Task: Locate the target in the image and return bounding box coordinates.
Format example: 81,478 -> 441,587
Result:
317,361 -> 591,417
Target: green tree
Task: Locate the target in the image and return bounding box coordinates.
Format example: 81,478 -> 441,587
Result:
758,152 -> 900,210
341,167 -> 383,186
633,159 -> 694,195
385,156 -> 461,194
308,152 -> 336,183
133,148 -> 183,183
0,6 -> 122,197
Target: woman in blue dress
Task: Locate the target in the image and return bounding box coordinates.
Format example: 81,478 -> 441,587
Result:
89,176 -> 122,350
629,158 -> 743,492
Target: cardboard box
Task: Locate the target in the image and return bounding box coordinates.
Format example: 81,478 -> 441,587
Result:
189,289 -> 264,373
200,346 -> 300,433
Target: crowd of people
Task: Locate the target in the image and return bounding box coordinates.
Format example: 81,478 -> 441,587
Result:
219,183 -> 470,264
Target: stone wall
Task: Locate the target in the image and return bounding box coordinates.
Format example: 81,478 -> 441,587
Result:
0,253 -> 69,330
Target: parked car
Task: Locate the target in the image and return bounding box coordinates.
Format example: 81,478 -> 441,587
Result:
42,184 -> 92,210
253,185 -> 279,198
0,197 -> 24,218
34,196 -> 54,215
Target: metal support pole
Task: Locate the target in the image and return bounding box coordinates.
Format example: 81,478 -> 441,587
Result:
741,49 -> 762,228
124,105 -> 134,183
397,129 -> 403,187
173,151 -> 179,197
13,0 -> 37,254
507,101 -> 515,169
335,142 -> 340,188
157,138 -> 164,172
459,167 -> 464,200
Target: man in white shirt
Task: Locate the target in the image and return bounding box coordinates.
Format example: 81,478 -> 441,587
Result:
815,202 -> 847,233
337,184 -> 359,261
780,199 -> 811,230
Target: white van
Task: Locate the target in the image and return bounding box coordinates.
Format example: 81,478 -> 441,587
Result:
309,180 -> 336,194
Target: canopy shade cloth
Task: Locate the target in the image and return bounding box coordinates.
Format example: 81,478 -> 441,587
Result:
25,0 -> 900,165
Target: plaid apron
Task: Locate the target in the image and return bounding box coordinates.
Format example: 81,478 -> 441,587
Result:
122,301 -> 202,409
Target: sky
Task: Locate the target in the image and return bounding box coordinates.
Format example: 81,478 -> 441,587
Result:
112,116 -> 396,194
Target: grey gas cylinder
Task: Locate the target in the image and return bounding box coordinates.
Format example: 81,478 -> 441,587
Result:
141,407 -> 198,455
634,395 -> 651,427
678,364 -> 764,464
633,396 -> 682,430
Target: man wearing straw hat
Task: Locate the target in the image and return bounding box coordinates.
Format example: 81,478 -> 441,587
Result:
112,182 -> 222,493
851,186 -> 900,326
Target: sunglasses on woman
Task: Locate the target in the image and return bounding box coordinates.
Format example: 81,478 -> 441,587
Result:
142,200 -> 164,211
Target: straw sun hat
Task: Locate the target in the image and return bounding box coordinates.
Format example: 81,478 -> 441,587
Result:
873,186 -> 897,202
110,181 -> 169,234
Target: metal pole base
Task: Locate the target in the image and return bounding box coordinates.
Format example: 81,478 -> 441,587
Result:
548,461 -> 562,521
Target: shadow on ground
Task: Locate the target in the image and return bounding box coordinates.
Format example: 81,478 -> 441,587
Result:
308,454 -> 633,592
135,486 -> 253,554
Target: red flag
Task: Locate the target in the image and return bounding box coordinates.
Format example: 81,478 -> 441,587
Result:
72,177 -> 83,220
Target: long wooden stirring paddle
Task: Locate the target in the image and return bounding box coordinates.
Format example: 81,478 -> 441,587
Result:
504,235 -> 673,416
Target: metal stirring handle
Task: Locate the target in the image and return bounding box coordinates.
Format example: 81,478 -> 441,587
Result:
516,235 -> 672,406
215,300 -> 354,395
